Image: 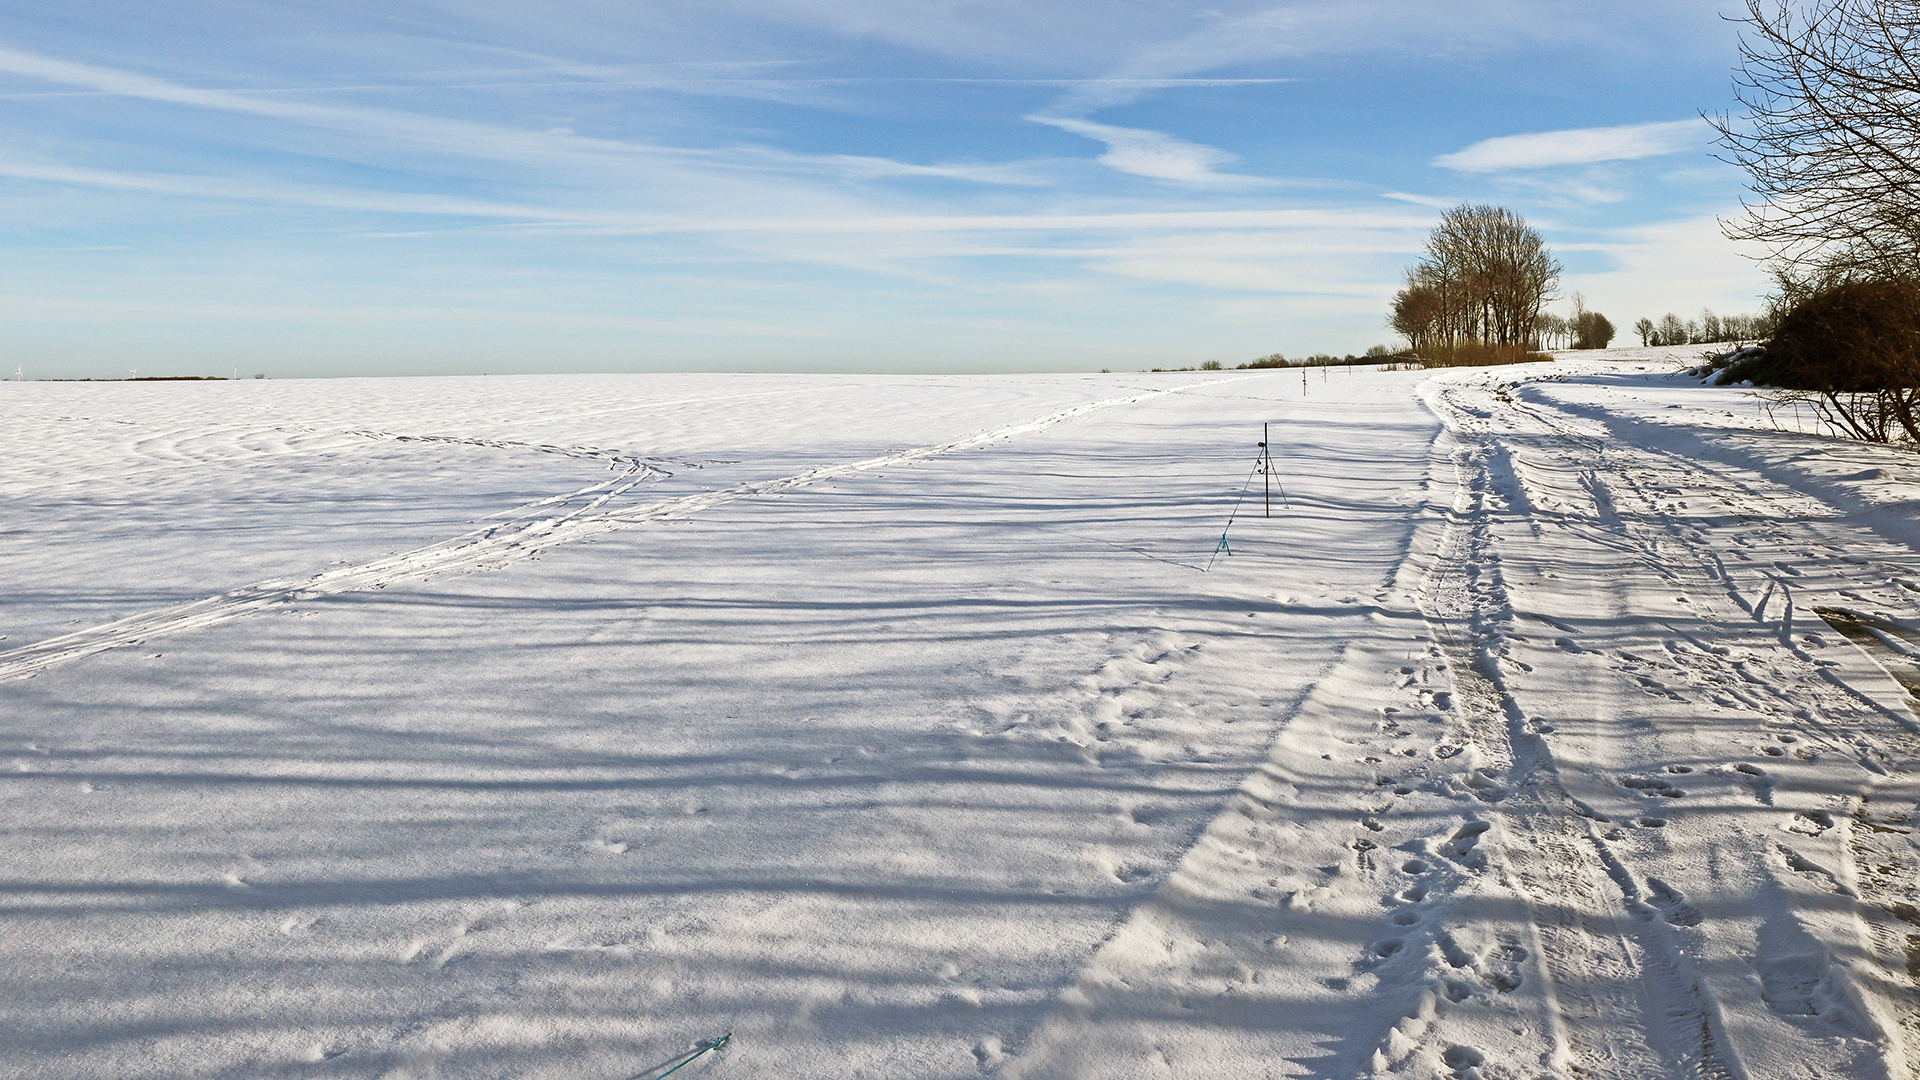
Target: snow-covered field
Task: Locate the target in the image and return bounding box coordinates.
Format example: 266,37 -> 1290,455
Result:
2,351 -> 1916,1080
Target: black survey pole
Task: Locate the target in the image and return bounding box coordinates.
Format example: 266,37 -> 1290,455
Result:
1261,423 -> 1270,518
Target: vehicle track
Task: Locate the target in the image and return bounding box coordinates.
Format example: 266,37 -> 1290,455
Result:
1427,368 -> 1919,1079
1413,409 -> 1743,1080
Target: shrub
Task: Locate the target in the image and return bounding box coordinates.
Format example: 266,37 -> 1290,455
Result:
1713,277 -> 1920,442
1415,342 -> 1550,368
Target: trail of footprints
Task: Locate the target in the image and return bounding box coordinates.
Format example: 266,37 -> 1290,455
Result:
1319,646 -> 1547,1075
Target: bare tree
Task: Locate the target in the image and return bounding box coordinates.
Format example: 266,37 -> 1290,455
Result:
1574,310 -> 1617,349
1561,293 -> 1617,349
1535,311 -> 1570,349
1712,0 -> 1920,279
1389,204 -> 1560,362
1390,283 -> 1443,355
1634,317 -> 1656,345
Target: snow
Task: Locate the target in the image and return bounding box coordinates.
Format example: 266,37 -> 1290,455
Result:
1,356 -> 1915,1079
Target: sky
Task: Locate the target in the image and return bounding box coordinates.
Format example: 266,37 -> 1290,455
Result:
0,1 -> 1777,378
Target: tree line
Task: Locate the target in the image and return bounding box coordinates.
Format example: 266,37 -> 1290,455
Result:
1632,311 -> 1775,347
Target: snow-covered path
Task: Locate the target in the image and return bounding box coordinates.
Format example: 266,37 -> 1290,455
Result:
1,359 -> 1916,1079
1001,358 -> 1920,1080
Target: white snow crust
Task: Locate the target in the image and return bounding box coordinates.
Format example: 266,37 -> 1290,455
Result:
1,355 -> 1916,1079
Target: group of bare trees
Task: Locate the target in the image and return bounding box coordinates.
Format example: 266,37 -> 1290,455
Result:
1535,298 -> 1617,350
1632,310 -> 1774,346
1711,0 -> 1920,441
1390,204 -> 1561,364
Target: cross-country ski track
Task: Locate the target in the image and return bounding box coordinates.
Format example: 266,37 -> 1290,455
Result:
0,355 -> 1915,1080
0,379 -> 1209,681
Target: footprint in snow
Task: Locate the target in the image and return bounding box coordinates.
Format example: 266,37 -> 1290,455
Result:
1645,877 -> 1704,926
1434,931 -> 1474,969
1439,820 -> 1491,869
1128,805 -> 1167,827
1780,847 -> 1851,894
1621,775 -> 1685,799
1473,942 -> 1527,992
1462,770 -> 1507,802
1786,810 -> 1833,835
1728,762 -> 1776,804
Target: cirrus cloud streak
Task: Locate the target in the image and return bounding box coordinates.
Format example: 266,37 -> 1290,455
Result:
1435,118 -> 1711,172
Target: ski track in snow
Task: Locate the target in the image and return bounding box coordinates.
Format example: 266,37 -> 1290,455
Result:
0,380 -> 1213,681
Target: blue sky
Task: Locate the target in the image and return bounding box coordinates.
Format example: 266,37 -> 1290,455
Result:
3,2 -> 1773,377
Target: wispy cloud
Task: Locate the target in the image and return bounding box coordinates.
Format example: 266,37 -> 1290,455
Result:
1378,191 -> 1457,208
0,43 -> 1035,190
0,157 -> 575,220
0,151 -> 1425,238
1433,119 -> 1711,172
1027,116 -> 1265,187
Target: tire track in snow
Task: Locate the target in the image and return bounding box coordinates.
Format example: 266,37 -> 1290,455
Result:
1412,405 -> 1745,1080
996,391 -> 1567,1078
0,381 -> 1219,680
1432,369 -> 1920,1079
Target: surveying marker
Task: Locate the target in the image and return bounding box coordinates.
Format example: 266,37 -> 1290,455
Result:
1207,423 -> 1289,572
1260,422 -> 1289,516
1260,423 -> 1270,517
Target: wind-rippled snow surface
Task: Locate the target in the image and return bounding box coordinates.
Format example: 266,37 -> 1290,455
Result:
1,358 -> 1915,1079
